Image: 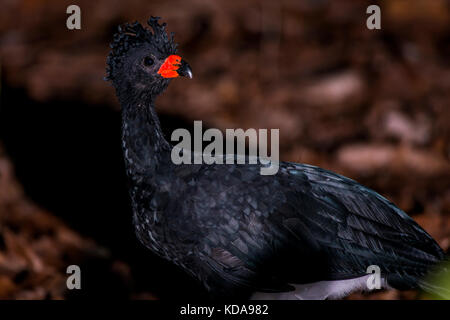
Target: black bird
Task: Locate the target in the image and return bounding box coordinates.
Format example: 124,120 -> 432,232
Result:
106,17 -> 446,299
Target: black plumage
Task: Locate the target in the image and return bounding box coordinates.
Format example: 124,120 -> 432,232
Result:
106,17 -> 446,299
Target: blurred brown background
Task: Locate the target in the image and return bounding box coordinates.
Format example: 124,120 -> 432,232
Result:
0,0 -> 449,299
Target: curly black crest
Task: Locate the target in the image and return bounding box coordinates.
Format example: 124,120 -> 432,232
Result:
105,17 -> 177,81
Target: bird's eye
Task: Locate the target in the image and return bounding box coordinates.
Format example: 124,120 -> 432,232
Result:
143,56 -> 154,66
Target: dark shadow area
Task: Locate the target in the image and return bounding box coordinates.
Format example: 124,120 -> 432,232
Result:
0,84 -> 208,299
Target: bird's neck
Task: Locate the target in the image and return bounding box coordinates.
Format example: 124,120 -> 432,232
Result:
120,92 -> 171,182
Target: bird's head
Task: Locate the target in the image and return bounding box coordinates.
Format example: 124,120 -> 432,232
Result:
105,17 -> 192,97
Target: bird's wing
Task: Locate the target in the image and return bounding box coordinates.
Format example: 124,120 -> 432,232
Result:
172,161 -> 444,296
278,163 -> 444,285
